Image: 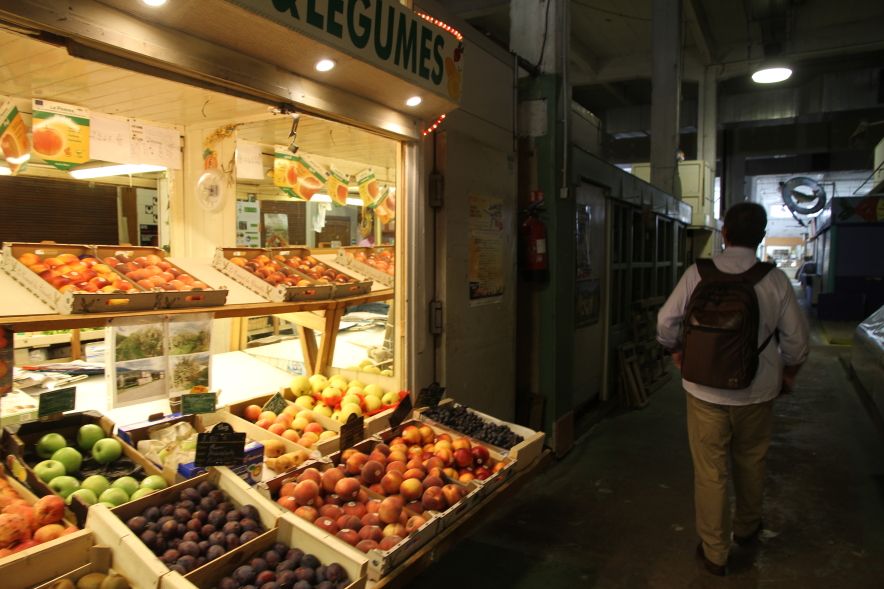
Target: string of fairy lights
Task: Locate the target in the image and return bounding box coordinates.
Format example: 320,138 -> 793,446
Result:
415,10 -> 462,136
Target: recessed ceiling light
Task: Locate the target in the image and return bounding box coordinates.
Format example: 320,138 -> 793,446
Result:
142,0 -> 168,6
751,67 -> 792,84
405,96 -> 422,107
315,59 -> 336,72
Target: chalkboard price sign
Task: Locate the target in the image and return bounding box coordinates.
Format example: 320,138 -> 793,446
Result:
38,387 -> 76,418
181,393 -> 216,415
262,392 -> 288,416
339,413 -> 365,451
387,394 -> 412,429
195,422 -> 246,467
416,383 -> 445,409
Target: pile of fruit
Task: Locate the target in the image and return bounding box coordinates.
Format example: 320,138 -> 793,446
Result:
46,571 -> 131,589
18,252 -> 137,294
241,403 -> 336,449
123,480 -> 266,575
278,253 -> 359,285
105,253 -> 210,292
227,253 -> 358,288
275,461 -> 433,554
212,543 -> 351,589
423,404 -> 524,450
287,374 -> 404,425
0,479 -> 76,558
31,425 -> 168,507
348,249 -> 394,277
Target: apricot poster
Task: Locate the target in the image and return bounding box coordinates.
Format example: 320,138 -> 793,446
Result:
0,101 -> 30,174
31,99 -> 90,170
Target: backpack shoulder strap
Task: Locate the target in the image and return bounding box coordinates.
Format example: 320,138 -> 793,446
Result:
695,258 -> 722,281
741,262 -> 775,286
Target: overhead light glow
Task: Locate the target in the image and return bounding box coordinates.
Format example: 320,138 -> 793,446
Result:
69,164 -> 167,180
752,67 -> 792,84
315,59 -> 336,72
0,166 -> 11,176
310,194 -> 367,207
405,96 -> 422,107
142,0 -> 168,6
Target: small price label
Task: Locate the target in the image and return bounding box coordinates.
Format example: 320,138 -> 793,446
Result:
262,392 -> 288,416
416,383 -> 445,409
339,413 -> 365,452
387,394 -> 412,429
194,422 -> 246,467
38,387 -> 76,418
181,393 -> 216,415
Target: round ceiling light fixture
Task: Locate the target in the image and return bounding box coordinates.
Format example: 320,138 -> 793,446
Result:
315,59 -> 336,72
751,66 -> 792,84
405,96 -> 422,107
142,0 -> 168,6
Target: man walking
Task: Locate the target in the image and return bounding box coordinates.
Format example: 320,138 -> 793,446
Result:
657,202 -> 809,575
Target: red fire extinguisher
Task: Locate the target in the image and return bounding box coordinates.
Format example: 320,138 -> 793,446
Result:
520,203 -> 549,282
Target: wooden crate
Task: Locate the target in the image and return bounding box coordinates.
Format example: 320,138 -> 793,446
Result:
213,247 -> 332,302
268,246 -> 373,299
414,399 -> 545,472
85,468 -> 284,589
1,410 -> 172,526
1,242 -> 159,314
335,246 -> 395,287
95,245 -> 228,309
30,545 -> 150,589
163,513 -> 367,589
0,530 -> 96,589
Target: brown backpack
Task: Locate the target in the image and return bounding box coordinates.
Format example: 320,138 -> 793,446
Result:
681,259 -> 776,389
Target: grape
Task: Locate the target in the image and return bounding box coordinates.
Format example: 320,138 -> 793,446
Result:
424,405 -> 523,449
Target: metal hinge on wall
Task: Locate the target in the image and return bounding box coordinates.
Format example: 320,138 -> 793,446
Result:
428,172 -> 444,208
429,300 -> 443,335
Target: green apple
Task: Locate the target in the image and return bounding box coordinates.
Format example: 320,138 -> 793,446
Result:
130,488 -> 157,501
313,402 -> 333,418
98,501 -> 116,508
139,475 -> 168,491
81,475 -> 111,497
36,433 -> 67,459
47,475 -> 80,498
34,459 -> 66,483
51,447 -> 83,474
341,393 -> 362,408
290,375 -> 311,397
363,394 -> 382,413
77,424 -> 105,452
362,384 -> 385,398
308,373 -> 328,394
91,438 -> 122,465
381,391 -> 400,406
66,488 -> 97,506
98,487 -> 129,506
293,395 -> 315,410
111,476 -> 139,497
328,376 -> 349,390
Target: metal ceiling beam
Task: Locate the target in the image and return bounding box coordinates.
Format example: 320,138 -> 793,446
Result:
447,0 -> 510,20
685,0 -> 717,65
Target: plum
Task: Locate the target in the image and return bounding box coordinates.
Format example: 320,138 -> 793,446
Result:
273,542 -> 288,556
201,524 -> 216,537
157,515 -> 174,527
140,530 -> 159,550
177,499 -> 196,512
225,509 -> 242,522
181,487 -> 201,502
183,531 -> 200,543
240,504 -> 260,521
293,567 -> 314,584
240,530 -> 259,543
218,577 -> 237,589
198,540 -> 210,554
250,557 -> 268,572
178,540 -> 200,557
260,583 -> 279,589
314,583 -> 334,589
241,518 -> 259,532
207,489 -> 225,503
169,565 -> 186,575
325,563 -> 347,583
174,508 -> 191,523
233,565 -> 256,585
255,570 -> 276,585
177,554 -> 197,572
193,510 -> 208,523
127,515 -> 148,534
199,497 -> 217,511
276,559 -> 296,573
208,531 -> 226,545
160,504 -> 175,517
143,506 -> 161,521
275,570 -> 295,589
217,502 -> 233,513
196,481 -> 215,496
301,554 -> 320,570
206,544 -> 226,560
177,523 -> 186,536
314,565 -> 326,583
222,521 -> 242,536
264,550 -> 281,568
284,548 -> 304,567
225,533 -> 241,550
195,556 -> 207,568
292,582 -> 313,589
161,549 -> 180,563
208,509 -> 226,528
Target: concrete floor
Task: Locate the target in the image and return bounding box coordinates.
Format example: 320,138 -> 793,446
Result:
410,325 -> 884,588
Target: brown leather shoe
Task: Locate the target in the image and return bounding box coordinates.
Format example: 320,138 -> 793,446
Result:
734,522 -> 763,546
696,543 -> 727,576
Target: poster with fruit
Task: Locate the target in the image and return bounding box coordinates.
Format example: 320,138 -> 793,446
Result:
326,166 -> 350,206
273,148 -> 325,201
0,100 -> 30,175
30,99 -> 90,171
357,168 -> 380,207
0,326 -> 12,398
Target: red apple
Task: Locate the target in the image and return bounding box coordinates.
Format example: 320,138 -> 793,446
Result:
471,446 -> 490,466
453,448 -> 473,468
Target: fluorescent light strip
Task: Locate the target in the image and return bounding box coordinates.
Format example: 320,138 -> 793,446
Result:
0,166 -> 11,176
69,164 -> 167,180
310,193 -> 366,207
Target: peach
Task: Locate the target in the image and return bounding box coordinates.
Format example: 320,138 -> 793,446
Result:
418,425 -> 435,445
336,528 -> 360,546
441,484 -> 464,508
361,460 -> 385,485
293,480 -> 319,506
297,467 -> 322,485
334,477 -> 361,501
380,471 -> 404,495
259,410 -> 277,422
406,515 -> 428,534
399,478 -> 423,501
319,504 -> 343,520
294,505 -> 318,522
277,496 -> 297,511
345,453 -> 369,476
361,512 -> 382,527
268,423 -> 287,436
356,539 -> 379,553
378,496 -> 403,524
401,425 -> 421,445
358,525 -> 383,542
382,522 -> 406,538
379,535 -> 403,551
421,486 -> 446,511
385,460 -> 406,474
423,475 -> 444,490
314,517 -> 339,535
342,501 -> 367,519
321,468 -> 345,494
282,429 -> 300,444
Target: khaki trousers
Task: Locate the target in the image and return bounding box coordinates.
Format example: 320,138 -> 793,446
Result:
686,392 -> 774,566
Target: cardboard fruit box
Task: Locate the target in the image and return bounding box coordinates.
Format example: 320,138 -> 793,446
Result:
117,411 -> 319,484
335,246 -> 395,287
85,467 -> 285,589
257,455 -> 440,581
268,246 -> 373,299
30,545 -> 147,589
1,242 -> 159,314
415,398 -> 545,472
96,245 -> 228,309
213,247 -> 333,302
0,528 -> 96,589
224,392 -> 342,457
162,513 -> 367,589
1,410 -> 172,527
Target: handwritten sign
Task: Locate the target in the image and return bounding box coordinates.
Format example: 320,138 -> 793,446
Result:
262,392 -> 288,416
416,383 -> 445,409
38,387 -> 76,418
90,113 -> 132,163
339,414 -> 365,452
194,422 -> 246,467
387,394 -> 412,429
181,393 -> 216,415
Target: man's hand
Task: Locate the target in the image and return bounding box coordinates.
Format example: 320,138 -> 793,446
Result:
781,364 -> 802,394
671,351 -> 683,370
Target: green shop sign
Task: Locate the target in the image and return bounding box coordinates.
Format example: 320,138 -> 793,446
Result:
230,0 -> 464,102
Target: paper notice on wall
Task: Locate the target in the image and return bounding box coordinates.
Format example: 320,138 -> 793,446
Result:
130,122 -> 182,169
31,99 -> 90,170
236,140 -> 265,180
90,113 -> 132,163
468,194 -> 505,301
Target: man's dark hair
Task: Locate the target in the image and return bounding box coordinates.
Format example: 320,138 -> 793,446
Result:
723,202 -> 767,248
